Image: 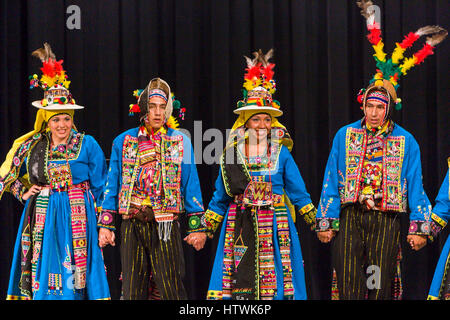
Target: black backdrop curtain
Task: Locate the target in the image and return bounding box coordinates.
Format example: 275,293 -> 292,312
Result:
0,0 -> 448,300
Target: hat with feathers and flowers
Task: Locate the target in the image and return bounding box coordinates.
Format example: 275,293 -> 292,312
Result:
29,43 -> 83,110
234,49 -> 282,117
355,0 -> 447,118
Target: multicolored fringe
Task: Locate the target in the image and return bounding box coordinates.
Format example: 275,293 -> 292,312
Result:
218,197 -> 294,300
31,189 -> 49,295
257,208 -> 276,300
274,202 -> 294,299
331,269 -> 339,300
392,247 -> 403,300
47,273 -> 63,295
222,204 -> 237,299
68,185 -> 88,290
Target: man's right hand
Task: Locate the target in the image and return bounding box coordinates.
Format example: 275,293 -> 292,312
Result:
98,228 -> 116,248
317,230 -> 336,243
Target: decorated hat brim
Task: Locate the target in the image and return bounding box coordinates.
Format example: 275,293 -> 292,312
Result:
32,101 -> 84,110
233,105 -> 283,117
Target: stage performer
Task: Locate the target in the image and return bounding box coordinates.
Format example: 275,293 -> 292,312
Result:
0,43 -> 110,300
97,77 -> 206,300
315,0 -> 447,300
199,49 -> 317,300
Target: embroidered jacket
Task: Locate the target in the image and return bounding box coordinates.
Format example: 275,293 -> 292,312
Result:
429,161 -> 450,238
316,120 -> 433,237
98,127 -> 205,233
203,143 -> 316,237
0,131 -> 106,205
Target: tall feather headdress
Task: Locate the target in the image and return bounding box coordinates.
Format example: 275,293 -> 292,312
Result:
356,0 -> 447,110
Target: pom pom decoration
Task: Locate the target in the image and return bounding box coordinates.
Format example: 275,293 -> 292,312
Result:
128,103 -> 141,116
394,98 -> 402,110
356,88 -> 366,104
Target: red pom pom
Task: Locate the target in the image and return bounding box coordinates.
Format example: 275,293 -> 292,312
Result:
129,104 -> 141,113
357,94 -> 364,104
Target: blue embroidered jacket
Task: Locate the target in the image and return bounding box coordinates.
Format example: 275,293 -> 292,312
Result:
98,127 -> 205,232
316,120 -> 434,237
427,162 -> 450,299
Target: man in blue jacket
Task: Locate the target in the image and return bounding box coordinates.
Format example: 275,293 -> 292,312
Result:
97,78 -> 206,300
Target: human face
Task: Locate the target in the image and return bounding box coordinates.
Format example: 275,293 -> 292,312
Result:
365,101 -> 386,128
146,96 -> 167,131
48,113 -> 73,143
245,113 -> 272,142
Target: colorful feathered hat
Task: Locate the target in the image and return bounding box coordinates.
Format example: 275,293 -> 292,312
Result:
356,0 -> 447,111
29,43 -> 83,110
234,49 -> 282,117
128,77 -> 185,130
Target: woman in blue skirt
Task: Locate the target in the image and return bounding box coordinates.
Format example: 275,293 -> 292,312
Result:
0,43 -> 110,300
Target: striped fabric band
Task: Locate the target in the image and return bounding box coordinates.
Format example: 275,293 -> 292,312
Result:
148,89 -> 168,102
366,91 -> 389,106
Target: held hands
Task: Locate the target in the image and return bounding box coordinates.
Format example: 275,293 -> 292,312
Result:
22,185 -> 43,201
317,230 -> 336,243
407,234 -> 427,251
184,232 -> 207,251
98,228 -> 116,248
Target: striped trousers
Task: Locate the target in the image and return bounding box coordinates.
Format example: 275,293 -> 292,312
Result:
120,219 -> 187,300
332,204 -> 400,300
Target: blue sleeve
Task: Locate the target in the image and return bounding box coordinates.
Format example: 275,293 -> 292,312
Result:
207,166 -> 233,217
404,136 -> 435,238
429,169 -> 450,239
97,135 -> 122,230
85,136 -> 107,204
203,166 -> 233,237
405,136 -> 432,222
179,134 -> 208,234
316,130 -> 343,231
281,147 -> 316,227
282,147 -> 313,209
180,135 -> 205,214
433,169 -> 450,222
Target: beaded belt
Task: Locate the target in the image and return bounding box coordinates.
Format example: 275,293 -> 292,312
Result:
40,181 -> 90,193
234,193 -> 283,207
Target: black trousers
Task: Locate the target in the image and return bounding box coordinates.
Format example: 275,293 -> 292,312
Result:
120,218 -> 187,300
332,204 -> 400,300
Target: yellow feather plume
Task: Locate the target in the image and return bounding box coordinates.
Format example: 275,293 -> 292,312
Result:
399,56 -> 418,75
372,41 -> 387,62
391,43 -> 407,65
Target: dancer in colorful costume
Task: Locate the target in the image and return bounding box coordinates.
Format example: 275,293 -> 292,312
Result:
0,43 -> 110,300
202,49 -> 316,300
98,78 -> 205,300
315,0 -> 447,300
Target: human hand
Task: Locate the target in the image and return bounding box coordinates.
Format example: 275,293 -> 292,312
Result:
184,232 -> 207,251
317,230 -> 336,243
22,185 -> 43,201
98,228 -> 116,247
407,234 -> 427,251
